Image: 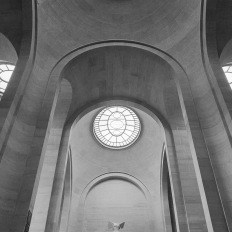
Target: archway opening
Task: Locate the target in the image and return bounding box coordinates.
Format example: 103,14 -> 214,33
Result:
31,44 -> 198,232
67,103 -> 169,232
84,178 -> 149,232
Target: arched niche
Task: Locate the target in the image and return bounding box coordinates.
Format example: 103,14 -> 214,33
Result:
67,102 -> 165,232
83,176 -> 151,232
77,172 -> 154,230
40,99 -> 203,232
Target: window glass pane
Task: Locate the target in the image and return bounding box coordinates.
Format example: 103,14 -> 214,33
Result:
225,73 -> 232,82
0,81 -> 7,89
0,63 -> 15,99
0,65 -> 8,71
228,66 -> 232,72
222,64 -> 232,88
6,64 -> 15,71
0,70 -> 13,82
93,106 -> 141,149
222,66 -> 229,72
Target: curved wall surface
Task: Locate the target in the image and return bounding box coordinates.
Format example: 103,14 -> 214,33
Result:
63,46 -> 183,125
37,0 -> 200,56
68,106 -> 164,232
32,44 -> 213,232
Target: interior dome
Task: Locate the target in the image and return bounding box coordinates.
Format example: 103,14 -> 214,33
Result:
70,0 -> 163,25
39,0 -> 199,46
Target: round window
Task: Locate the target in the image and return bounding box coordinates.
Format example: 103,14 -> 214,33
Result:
93,106 -> 141,149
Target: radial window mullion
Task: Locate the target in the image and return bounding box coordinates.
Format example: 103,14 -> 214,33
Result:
0,63 -> 15,99
93,106 -> 141,149
222,64 -> 232,89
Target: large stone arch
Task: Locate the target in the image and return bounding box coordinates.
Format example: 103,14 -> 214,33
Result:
77,173 -> 154,232
64,100 -> 183,232
28,41 -> 229,232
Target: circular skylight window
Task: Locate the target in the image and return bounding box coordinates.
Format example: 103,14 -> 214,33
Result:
93,106 -> 141,149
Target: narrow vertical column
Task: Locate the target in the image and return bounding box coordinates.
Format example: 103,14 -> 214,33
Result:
172,129 -> 209,232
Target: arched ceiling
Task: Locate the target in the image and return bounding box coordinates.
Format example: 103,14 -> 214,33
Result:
0,0 -> 22,54
47,0 -> 189,26
38,0 -> 200,54
63,46 -> 184,129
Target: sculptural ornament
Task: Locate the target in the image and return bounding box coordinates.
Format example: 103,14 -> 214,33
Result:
108,222 -> 125,231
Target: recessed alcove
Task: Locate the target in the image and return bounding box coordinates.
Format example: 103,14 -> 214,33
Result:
68,104 -> 166,232
84,179 -> 149,232
55,45 -> 188,232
